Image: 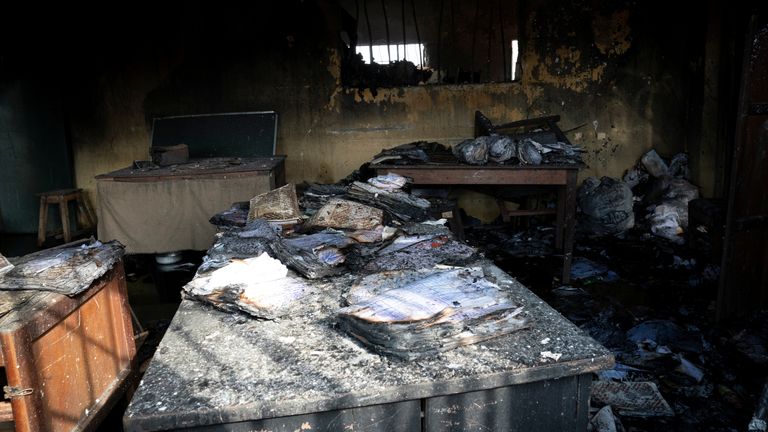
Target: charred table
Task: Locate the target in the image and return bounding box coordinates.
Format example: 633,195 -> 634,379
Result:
95,157 -> 286,254
370,163 -> 580,283
123,263 -> 612,432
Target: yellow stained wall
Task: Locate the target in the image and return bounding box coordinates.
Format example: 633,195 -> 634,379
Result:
72,3 -> 702,222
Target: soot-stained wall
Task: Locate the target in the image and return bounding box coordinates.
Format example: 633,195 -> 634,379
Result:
40,0 -> 714,217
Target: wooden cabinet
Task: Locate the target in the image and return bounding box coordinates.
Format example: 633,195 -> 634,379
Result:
0,261 -> 135,431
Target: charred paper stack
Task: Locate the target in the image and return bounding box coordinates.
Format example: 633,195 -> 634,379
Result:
270,229 -> 357,279
184,252 -> 310,319
0,239 -> 124,295
209,201 -> 250,228
362,232 -> 476,272
338,267 -> 527,360
297,183 -> 349,216
199,219 -> 279,273
347,181 -> 431,222
369,141 -> 450,165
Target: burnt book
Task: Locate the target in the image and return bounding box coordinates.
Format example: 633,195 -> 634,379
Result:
347,181 -> 431,223
337,267 -> 528,360
184,253 -> 311,319
270,230 -> 356,279
209,201 -> 250,227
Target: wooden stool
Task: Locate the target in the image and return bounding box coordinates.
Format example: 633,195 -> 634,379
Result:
36,188 -> 96,246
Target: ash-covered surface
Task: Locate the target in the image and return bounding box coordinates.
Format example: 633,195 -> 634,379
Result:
0,239 -> 124,296
124,260 -> 613,430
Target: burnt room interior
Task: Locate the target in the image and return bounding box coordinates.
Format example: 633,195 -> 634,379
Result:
0,1 -> 766,431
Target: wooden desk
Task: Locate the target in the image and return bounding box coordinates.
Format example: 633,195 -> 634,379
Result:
370,163 -> 580,283
0,261 -> 135,431
123,262 -> 612,432
95,157 -> 286,254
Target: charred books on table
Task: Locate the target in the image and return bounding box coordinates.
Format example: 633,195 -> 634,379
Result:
248,183 -> 302,222
337,267 -> 528,360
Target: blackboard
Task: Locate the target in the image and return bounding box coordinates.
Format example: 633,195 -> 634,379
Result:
150,111 -> 278,158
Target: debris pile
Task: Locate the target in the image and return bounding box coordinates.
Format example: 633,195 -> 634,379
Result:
184,172 -> 529,356
577,149 -> 700,243
577,177 -> 635,236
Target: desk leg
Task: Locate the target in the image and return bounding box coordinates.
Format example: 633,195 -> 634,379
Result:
556,187 -> 565,250
562,171 -> 577,284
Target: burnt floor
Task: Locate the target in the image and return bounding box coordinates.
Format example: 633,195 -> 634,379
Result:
1,228 -> 765,432
464,221 -> 765,432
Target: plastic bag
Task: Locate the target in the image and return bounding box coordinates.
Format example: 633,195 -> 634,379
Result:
577,177 -> 635,235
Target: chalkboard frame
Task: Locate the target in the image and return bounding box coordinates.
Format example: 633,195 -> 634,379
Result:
150,111 -> 278,158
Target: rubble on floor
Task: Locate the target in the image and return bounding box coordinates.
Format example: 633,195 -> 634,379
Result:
464,221 -> 766,432
577,148 -> 701,244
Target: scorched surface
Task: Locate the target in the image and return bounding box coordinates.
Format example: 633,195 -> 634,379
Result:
123,261 -> 613,431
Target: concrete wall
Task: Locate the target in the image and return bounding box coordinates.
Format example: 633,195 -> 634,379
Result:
62,1 -> 713,219
0,79 -> 72,233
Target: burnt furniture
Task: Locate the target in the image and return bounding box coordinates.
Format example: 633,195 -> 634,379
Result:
95,157 -> 286,254
36,188 -> 96,246
123,263 -> 613,432
0,260 -> 135,431
371,163 -> 579,283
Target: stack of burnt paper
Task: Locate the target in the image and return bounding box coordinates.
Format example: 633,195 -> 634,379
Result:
198,219 -> 279,273
209,201 -> 250,228
348,180 -> 431,222
369,141 -> 450,165
298,183 -> 349,216
362,233 -> 476,272
337,267 -> 527,359
184,252 -> 310,319
0,239 -> 124,296
270,230 -> 356,279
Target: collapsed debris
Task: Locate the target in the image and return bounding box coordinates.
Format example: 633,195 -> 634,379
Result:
183,169 -> 530,359
577,148 -> 700,242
